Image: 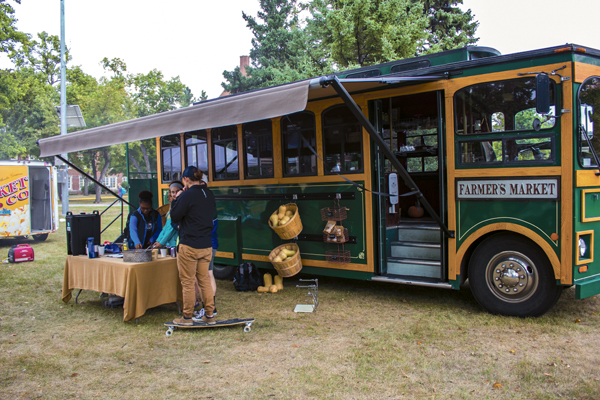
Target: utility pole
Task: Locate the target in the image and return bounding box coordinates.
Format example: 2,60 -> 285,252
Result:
59,0 -> 68,215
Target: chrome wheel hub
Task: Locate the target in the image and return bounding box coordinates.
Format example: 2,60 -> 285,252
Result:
485,252 -> 538,303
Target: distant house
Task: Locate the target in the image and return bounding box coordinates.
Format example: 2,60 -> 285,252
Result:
67,168 -> 126,194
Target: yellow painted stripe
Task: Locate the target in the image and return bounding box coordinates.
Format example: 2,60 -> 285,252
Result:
576,170 -> 600,187
456,223 -> 560,280
454,167 -> 562,178
581,189 -> 600,222
215,251 -> 235,259
560,63 -> 574,285
242,253 -> 373,273
574,62 -> 600,83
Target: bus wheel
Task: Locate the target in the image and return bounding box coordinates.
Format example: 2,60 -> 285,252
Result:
213,264 -> 236,280
468,233 -> 562,317
33,234 -> 48,242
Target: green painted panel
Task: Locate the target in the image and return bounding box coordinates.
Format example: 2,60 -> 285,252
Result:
575,274 -> 600,299
215,216 -> 242,266
212,182 -> 368,268
456,199 -> 560,259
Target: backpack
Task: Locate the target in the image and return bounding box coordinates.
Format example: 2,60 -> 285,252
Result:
233,262 -> 263,292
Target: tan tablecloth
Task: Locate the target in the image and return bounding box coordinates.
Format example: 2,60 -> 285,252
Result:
62,255 -> 182,321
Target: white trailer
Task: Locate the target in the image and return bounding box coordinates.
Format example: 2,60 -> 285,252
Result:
0,160 -> 59,241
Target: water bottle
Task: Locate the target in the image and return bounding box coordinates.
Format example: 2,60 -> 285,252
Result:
87,237 -> 96,258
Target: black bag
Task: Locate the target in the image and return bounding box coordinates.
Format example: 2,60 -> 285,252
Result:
233,262 -> 263,291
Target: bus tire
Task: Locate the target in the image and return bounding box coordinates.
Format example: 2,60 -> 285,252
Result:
33,233 -> 48,242
213,264 -> 236,280
468,233 -> 562,317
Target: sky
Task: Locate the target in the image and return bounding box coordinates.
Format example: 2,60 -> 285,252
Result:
3,0 -> 600,101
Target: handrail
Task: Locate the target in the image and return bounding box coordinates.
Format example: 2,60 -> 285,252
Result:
56,155 -> 132,238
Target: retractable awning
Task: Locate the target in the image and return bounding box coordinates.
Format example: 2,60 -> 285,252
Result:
37,74 -> 444,157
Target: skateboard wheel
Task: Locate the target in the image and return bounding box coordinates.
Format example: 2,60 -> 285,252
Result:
244,325 -> 251,333
166,329 -> 173,337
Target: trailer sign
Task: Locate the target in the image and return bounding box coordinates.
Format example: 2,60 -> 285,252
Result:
457,179 -> 559,200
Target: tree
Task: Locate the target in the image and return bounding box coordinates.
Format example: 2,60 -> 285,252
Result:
222,0 -> 332,94
308,0 -> 428,69
418,0 -> 479,54
0,0 -> 28,55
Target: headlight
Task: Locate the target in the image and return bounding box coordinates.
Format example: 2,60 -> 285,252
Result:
579,238 -> 587,257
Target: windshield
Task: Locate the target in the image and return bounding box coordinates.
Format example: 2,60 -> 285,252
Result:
578,77 -> 600,168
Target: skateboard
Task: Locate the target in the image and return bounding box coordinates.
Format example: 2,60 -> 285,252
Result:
164,318 -> 254,336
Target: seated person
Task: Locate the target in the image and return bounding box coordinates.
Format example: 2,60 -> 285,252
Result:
152,181 -> 183,248
129,190 -> 162,249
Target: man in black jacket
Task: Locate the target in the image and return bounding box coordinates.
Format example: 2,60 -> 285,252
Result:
170,166 -> 216,326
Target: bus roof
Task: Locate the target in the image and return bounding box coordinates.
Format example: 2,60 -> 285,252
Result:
38,44 -> 598,157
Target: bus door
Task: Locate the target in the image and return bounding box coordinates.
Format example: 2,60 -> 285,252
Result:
575,76 -> 600,298
373,91 -> 446,281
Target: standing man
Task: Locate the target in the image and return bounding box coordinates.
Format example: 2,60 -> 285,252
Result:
170,166 -> 216,325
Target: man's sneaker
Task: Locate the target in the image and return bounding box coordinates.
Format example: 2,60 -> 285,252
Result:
172,316 -> 193,326
201,315 -> 216,325
192,308 -> 217,321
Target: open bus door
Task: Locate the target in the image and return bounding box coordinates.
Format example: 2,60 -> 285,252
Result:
372,91 -> 449,285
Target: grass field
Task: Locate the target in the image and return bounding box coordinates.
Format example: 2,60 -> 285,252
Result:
0,205 -> 599,399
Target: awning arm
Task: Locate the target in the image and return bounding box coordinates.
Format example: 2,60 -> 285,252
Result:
55,155 -> 134,208
309,74 -> 447,89
319,75 -> 455,239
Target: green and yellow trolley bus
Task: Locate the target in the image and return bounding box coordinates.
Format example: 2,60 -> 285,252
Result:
40,43 -> 600,317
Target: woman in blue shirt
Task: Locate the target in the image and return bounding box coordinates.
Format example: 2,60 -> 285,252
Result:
153,181 -> 183,248
129,190 -> 162,249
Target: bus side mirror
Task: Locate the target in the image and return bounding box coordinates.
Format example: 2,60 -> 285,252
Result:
536,73 -> 551,114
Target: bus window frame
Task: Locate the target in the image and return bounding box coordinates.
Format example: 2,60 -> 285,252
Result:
454,77 -> 557,136
243,119 -> 274,180
281,111 -> 318,178
576,75 -> 600,170
184,130 -> 209,180
211,125 -> 239,181
160,134 -> 182,183
321,104 -> 364,175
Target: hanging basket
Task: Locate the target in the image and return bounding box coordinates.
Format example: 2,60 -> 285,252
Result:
325,250 -> 351,264
269,243 -> 303,277
268,203 -> 303,240
320,207 -> 348,221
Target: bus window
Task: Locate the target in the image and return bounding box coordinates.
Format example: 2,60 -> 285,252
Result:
161,134 -> 181,183
459,140 -> 502,164
455,78 -> 556,134
322,105 -> 363,174
243,119 -> 273,179
506,137 -> 553,163
185,130 -> 208,179
212,125 -> 239,181
281,112 -> 317,176
578,76 -> 600,168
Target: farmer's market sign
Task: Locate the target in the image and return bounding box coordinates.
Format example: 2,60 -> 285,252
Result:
456,178 -> 558,200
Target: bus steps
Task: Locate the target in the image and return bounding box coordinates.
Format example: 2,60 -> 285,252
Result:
371,275 -> 453,289
387,221 -> 443,278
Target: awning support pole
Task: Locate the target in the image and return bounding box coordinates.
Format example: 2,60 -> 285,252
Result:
55,155 -> 134,208
320,75 -> 454,238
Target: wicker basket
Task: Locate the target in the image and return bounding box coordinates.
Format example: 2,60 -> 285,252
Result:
325,250 -> 351,264
268,203 -> 303,240
269,243 -> 303,277
123,249 -> 152,263
320,207 -> 348,221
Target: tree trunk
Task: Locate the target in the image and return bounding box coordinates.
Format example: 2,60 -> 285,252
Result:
83,178 -> 88,196
96,149 -> 111,203
91,155 -> 98,203
140,142 -> 152,178
128,153 -> 143,176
